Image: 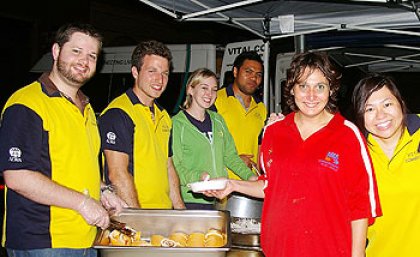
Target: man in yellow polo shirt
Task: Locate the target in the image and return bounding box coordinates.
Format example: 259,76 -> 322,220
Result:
214,51 -> 267,179
99,40 -> 184,209
0,23 -> 126,257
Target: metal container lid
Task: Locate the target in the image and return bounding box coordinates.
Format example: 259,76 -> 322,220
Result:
216,193 -> 263,219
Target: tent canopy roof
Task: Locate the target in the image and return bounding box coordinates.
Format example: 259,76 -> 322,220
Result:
140,0 -> 420,73
141,0 -> 420,39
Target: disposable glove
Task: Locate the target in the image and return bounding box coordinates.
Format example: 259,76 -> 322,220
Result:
77,195 -> 110,229
100,188 -> 128,215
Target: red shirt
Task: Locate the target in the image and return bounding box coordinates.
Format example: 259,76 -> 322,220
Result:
259,112 -> 381,257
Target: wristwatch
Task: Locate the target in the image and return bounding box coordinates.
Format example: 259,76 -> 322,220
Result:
101,184 -> 115,193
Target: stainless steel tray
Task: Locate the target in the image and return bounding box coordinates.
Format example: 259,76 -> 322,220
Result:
94,209 -> 231,257
97,247 -> 228,257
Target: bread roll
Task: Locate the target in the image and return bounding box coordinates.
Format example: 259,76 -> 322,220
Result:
98,229 -> 111,245
161,238 -> 177,247
205,234 -> 225,247
109,229 -> 132,246
150,234 -> 165,246
169,232 -> 188,247
187,232 -> 205,247
131,240 -> 151,246
131,231 -> 142,244
204,228 -> 225,247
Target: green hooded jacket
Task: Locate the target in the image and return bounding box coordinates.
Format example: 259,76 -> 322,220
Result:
171,110 -> 254,204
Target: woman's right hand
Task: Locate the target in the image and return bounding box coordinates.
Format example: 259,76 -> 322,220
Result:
202,179 -> 234,199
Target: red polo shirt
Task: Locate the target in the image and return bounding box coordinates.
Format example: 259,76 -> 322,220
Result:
259,112 -> 381,257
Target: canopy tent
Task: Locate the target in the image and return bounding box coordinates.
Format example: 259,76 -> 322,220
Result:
140,0 -> 420,39
139,0 -> 420,107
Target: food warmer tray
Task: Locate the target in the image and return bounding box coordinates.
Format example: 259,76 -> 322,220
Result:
94,208 -> 231,257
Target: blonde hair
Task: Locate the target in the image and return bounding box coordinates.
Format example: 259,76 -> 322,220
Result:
182,68 -> 218,109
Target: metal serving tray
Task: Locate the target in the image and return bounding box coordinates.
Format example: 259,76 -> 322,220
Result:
94,209 -> 231,257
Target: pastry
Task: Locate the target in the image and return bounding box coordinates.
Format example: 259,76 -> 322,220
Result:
98,229 -> 111,245
109,229 -> 132,246
169,232 -> 188,247
204,228 -> 225,247
187,232 -> 205,247
150,234 -> 165,246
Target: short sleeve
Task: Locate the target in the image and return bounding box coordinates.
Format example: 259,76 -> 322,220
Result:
0,104 -> 43,172
98,108 -> 134,154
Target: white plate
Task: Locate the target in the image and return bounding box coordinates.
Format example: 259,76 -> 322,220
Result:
187,179 -> 228,193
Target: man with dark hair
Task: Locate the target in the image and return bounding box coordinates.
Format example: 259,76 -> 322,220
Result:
0,22 -> 126,257
98,40 -> 184,209
214,51 -> 267,179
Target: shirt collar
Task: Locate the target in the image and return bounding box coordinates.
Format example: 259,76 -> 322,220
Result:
126,88 -> 164,111
38,72 -> 89,105
225,84 -> 263,104
407,114 -> 420,136
285,112 -> 340,130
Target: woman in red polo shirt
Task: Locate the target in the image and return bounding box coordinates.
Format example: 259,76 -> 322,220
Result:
206,51 -> 382,257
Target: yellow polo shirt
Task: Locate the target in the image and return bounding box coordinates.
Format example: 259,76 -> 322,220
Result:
366,114 -> 420,257
100,89 -> 172,209
214,85 -> 267,180
0,75 -> 100,249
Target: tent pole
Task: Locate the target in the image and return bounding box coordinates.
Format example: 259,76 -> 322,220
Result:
295,35 -> 306,53
263,40 -> 270,109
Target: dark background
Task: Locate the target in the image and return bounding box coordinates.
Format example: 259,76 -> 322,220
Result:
0,1 -> 265,254
0,0 -> 419,254
1,0 -> 419,115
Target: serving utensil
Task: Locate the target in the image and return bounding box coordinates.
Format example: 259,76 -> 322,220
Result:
108,218 -> 137,236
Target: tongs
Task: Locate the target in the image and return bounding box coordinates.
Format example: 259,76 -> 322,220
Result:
251,163 -> 261,176
108,218 -> 137,236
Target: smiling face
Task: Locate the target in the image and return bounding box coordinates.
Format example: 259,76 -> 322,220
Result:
292,68 -> 331,119
54,32 -> 100,88
132,54 -> 170,106
188,76 -> 218,111
364,86 -> 404,143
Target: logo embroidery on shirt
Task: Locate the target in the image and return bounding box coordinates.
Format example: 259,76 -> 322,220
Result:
8,147 -> 22,163
406,150 -> 420,163
161,123 -> 170,133
254,112 -> 264,121
106,132 -> 116,145
319,151 -> 339,171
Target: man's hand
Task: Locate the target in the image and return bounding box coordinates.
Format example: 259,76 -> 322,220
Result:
100,188 -> 128,215
77,195 -> 110,229
239,154 -> 257,169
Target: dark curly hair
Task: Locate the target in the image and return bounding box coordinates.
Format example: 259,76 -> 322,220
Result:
351,73 -> 407,136
284,51 -> 341,113
131,40 -> 172,71
232,50 -> 263,71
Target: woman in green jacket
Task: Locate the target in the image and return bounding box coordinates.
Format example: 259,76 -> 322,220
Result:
171,68 -> 256,210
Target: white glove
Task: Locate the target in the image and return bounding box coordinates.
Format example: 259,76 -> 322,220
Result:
100,188 -> 128,215
77,195 -> 110,229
